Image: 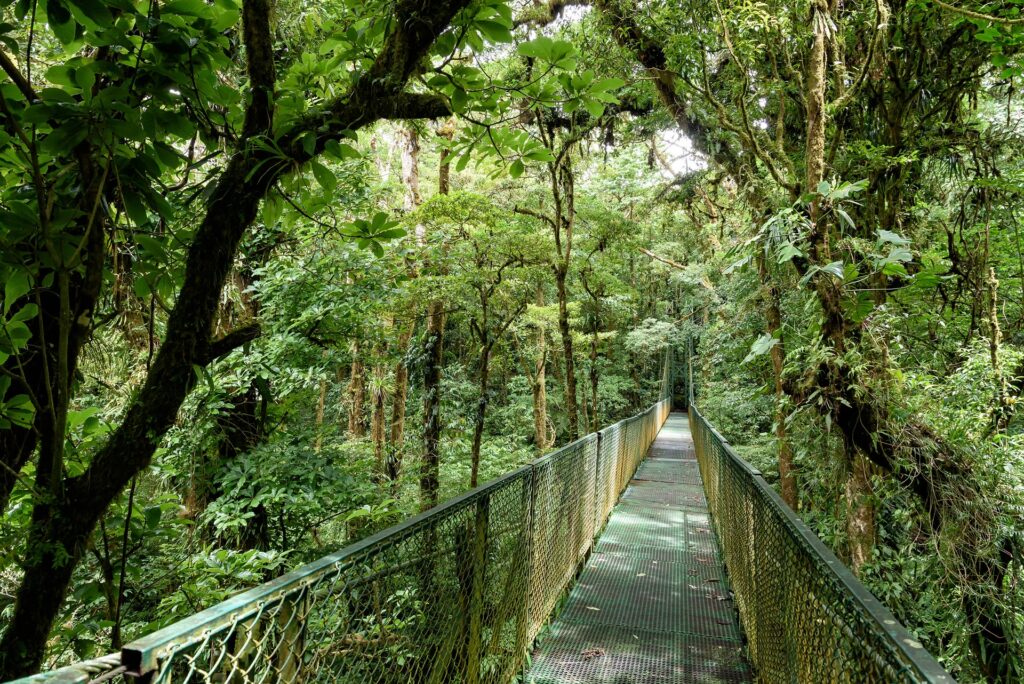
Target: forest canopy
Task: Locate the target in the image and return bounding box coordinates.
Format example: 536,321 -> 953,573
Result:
0,0 -> 1022,681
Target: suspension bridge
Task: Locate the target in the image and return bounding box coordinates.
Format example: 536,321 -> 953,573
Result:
15,358 -> 954,684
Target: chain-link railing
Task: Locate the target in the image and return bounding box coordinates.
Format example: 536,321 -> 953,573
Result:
15,397 -> 670,684
689,403 -> 954,683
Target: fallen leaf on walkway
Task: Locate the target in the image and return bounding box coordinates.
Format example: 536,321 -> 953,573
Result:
581,648 -> 605,660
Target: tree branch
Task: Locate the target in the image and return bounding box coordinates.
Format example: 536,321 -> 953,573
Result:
201,324 -> 262,365
594,0 -> 711,150
514,205 -> 556,229
932,0 -> 1024,24
638,247 -> 686,270
0,48 -> 36,101
514,0 -> 592,28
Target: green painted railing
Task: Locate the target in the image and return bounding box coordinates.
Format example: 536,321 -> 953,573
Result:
15,397 -> 671,684
689,403 -> 954,683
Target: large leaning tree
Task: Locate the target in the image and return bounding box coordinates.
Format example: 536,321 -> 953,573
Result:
0,0 -> 500,674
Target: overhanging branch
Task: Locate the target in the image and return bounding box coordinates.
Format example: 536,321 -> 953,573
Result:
201,324 -> 262,365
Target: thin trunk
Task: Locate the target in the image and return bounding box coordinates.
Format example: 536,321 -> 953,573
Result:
421,124 -> 453,510
371,367 -> 387,482
470,347 -> 491,488
389,126 -> 421,482
556,269 -> 578,442
314,379 -> 326,452
987,268 -> 1010,432
845,454 -> 875,576
579,382 -> 589,438
401,127 -> 421,210
421,302 -> 445,510
590,342 -> 598,433
438,118 -> 455,195
347,342 -> 366,437
806,1 -> 828,239
315,350 -> 328,452
388,322 -> 414,481
532,289 -> 550,449
759,254 -> 796,508
532,363 -> 550,450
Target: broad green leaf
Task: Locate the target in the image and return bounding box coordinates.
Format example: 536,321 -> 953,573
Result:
517,36 -> 554,60
162,0 -> 213,17
835,207 -> 855,232
4,270 -> 29,315
10,304 -> 38,323
877,229 -> 910,246
375,228 -> 406,240
67,0 -> 112,27
74,63 -> 95,97
776,243 -> 803,263
742,333 -> 779,364
476,19 -> 512,43
881,262 -> 908,277
45,0 -> 72,25
371,212 -> 390,231
310,160 -> 337,194
123,193 -> 149,226
583,99 -> 605,118
821,261 -> 845,279
3,321 -> 31,349
591,77 -> 625,93
325,140 -> 360,160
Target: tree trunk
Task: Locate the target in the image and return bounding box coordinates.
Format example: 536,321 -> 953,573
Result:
844,454 -> 875,576
589,319 -> 599,433
556,269 -> 578,442
315,351 -> 328,452
470,347 -> 491,488
388,322 -> 414,482
421,302 -> 446,510
371,367 -> 388,482
759,254 -> 797,508
388,126 -> 421,482
420,124 -> 453,511
532,291 -> 551,450
796,5 -> 1011,674
347,342 -> 366,437
532,368 -> 550,450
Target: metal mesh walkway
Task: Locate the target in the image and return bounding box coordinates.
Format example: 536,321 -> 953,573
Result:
525,414 -> 752,684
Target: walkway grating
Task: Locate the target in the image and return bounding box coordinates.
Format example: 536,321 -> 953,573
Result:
525,413 -> 752,683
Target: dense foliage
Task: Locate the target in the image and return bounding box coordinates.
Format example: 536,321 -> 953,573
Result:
0,0 -> 1021,681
